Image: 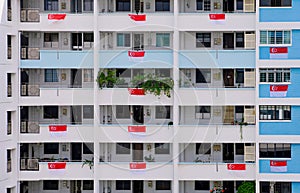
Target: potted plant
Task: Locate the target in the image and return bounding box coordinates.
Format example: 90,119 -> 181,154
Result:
96,69 -> 117,89
130,73 -> 174,98
82,159 -> 94,170
237,181 -> 255,193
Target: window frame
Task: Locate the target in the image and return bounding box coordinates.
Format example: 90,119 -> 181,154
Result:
116,143 -> 131,154
116,180 -> 131,190
43,106 -> 59,119
195,181 -> 210,190
155,0 -> 170,11
196,33 -> 211,48
44,69 -> 59,83
43,180 -> 59,190
83,105 -> 94,119
259,68 -> 290,83
195,106 -> 211,119
116,105 -> 130,119
83,180 -> 94,190
156,33 -> 170,47
155,143 -> 170,154
44,143 -> 59,154
155,106 -> 171,119
259,0 -> 292,7
196,0 -> 211,11
117,33 -> 131,47
196,69 -> 211,83
259,143 -> 291,158
156,181 -> 171,190
260,30 -> 291,45
259,105 -> 291,120
116,0 -> 131,11
195,143 -> 211,155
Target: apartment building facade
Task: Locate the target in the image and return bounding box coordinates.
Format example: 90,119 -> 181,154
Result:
0,0 -> 299,192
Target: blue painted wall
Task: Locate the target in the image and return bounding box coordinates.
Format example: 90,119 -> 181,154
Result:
259,0 -> 300,22
259,68 -> 300,98
260,144 -> 300,173
292,182 -> 300,193
259,30 -> 300,60
179,50 -> 255,68
260,106 -> 300,135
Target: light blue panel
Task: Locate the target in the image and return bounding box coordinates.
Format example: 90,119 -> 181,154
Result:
20,50 -> 93,68
259,69 -> 300,97
259,0 -> 300,22
259,30 -> 300,60
259,144 -> 300,173
292,182 -> 300,193
99,50 -> 173,68
259,106 -> 300,135
179,50 -> 255,68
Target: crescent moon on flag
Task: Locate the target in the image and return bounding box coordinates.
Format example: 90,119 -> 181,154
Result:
271,86 -> 277,91
271,48 -> 277,53
50,164 -> 55,169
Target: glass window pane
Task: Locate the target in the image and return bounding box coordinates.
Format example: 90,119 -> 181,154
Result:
275,31 -> 283,44
268,31 -> 275,44
284,31 -> 291,44
260,31 -> 267,44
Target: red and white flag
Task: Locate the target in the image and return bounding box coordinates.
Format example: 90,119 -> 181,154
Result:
270,160 -> 287,172
227,163 -> 246,171
270,85 -> 288,97
49,125 -> 67,132
128,126 -> 146,132
128,50 -> 145,62
48,162 -> 66,170
130,162 -> 146,169
48,13 -> 66,20
128,88 -> 145,95
209,14 -> 225,24
270,47 -> 288,59
128,14 -> 146,24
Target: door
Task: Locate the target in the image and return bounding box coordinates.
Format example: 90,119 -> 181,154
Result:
134,0 -> 144,13
70,180 -> 82,193
223,69 -> 234,87
223,0 -> 234,12
133,34 -> 144,50
223,181 -> 234,193
133,180 -> 144,193
223,143 -> 234,163
71,106 -> 82,124
71,143 -> 82,162
72,33 -> 83,50
71,0 -> 83,13
132,143 -> 144,162
71,69 -> 82,88
133,105 -> 144,124
223,33 -> 234,49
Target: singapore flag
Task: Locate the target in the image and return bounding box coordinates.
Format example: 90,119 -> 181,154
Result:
128,50 -> 145,62
270,47 -> 288,59
128,14 -> 146,24
270,160 -> 287,172
270,85 -> 288,97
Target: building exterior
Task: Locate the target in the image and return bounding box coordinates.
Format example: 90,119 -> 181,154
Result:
0,0 -> 298,192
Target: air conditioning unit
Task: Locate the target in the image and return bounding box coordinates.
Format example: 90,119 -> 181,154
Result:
28,122 -> 39,133
21,121 -> 27,133
27,159 -> 39,170
21,48 -> 27,59
20,10 -> 27,22
28,85 -> 39,96
27,10 -> 39,22
20,158 -> 27,170
28,48 -> 39,59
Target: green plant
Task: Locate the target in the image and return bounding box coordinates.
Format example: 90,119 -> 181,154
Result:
237,181 -> 255,193
82,159 -> 94,170
96,69 -> 117,89
130,73 -> 174,98
144,154 -> 155,162
235,118 -> 248,140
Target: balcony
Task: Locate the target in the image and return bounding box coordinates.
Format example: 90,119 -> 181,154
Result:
178,162 -> 256,180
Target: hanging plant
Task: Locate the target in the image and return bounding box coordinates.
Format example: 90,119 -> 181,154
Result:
82,159 -> 94,170
235,118 -> 248,140
96,69 -> 118,89
237,181 -> 255,193
130,73 -> 174,98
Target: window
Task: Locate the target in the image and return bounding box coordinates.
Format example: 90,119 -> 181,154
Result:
45,69 -> 58,82
83,143 -> 94,154
44,33 -> 59,48
196,0 -> 211,11
44,0 -> 59,11
259,143 -> 291,158
260,0 -> 291,6
7,35 -> 11,59
83,0 -> 94,11
155,106 -> 171,119
196,69 -> 211,83
195,181 -> 210,190
259,105 -> 291,120
116,106 -> 130,119
43,180 -> 59,190
83,180 -> 94,190
156,181 -> 171,190
274,182 -> 291,193
155,143 -> 170,154
83,105 -> 94,119
236,0 -> 243,10
235,143 -> 244,155
44,106 -> 59,119
155,69 -> 171,77
7,111 -> 12,135
7,149 -> 11,173
156,33 -> 170,47
84,33 -> 94,42
196,33 -> 211,47
236,69 -> 244,83
83,69 -> 94,82
260,30 -> 291,45
116,143 -> 130,154
7,0 -> 11,21
7,73 -> 12,97
116,0 -> 130,11
116,180 -> 131,190
196,143 -> 211,154
44,143 -> 59,154
236,33 -> 244,47
195,106 -> 211,119
259,68 -> 290,83
117,33 -> 130,47
155,0 -> 170,11
260,182 -> 270,193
